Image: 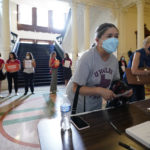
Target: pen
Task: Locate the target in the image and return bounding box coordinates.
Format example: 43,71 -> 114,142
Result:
109,121 -> 121,135
118,141 -> 136,150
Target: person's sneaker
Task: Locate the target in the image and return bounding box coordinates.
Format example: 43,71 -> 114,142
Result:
15,93 -> 19,96
52,91 -> 56,94
24,92 -> 27,95
7,93 -> 12,97
0,95 -> 4,98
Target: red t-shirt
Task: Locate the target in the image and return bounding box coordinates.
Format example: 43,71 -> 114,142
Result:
0,58 -> 5,69
6,59 -> 20,65
6,59 -> 20,72
50,58 -> 59,69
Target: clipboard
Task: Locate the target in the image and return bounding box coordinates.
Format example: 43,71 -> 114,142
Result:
125,68 -> 150,85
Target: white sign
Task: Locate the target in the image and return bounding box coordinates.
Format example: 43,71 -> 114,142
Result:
25,60 -> 32,69
64,60 -> 70,68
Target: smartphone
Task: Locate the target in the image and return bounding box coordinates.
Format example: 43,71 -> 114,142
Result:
71,116 -> 90,130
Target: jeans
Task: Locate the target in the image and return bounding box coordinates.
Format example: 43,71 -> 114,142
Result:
7,72 -> 18,94
24,73 -> 34,93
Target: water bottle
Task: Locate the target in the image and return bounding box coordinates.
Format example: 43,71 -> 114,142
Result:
60,96 -> 71,131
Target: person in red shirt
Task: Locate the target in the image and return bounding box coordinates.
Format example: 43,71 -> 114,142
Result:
49,51 -> 60,94
0,53 -> 5,98
6,52 -> 20,96
62,53 -> 72,86
118,56 -> 127,79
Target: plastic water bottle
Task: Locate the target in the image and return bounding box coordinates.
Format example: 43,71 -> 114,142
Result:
60,96 -> 71,131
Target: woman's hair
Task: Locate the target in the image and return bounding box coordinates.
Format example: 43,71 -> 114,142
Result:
50,51 -> 56,59
143,36 -> 150,48
26,52 -> 34,60
95,23 -> 118,39
0,52 -> 1,57
120,56 -> 124,60
9,52 -> 17,60
128,50 -> 133,58
64,53 -> 70,59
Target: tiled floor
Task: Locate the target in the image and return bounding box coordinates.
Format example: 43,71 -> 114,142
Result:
0,85 -> 66,150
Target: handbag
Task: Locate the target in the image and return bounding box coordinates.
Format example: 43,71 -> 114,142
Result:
0,70 -> 6,80
106,80 -> 131,108
125,68 -> 150,85
71,85 -> 86,114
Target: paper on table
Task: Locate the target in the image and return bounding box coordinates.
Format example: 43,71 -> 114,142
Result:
115,90 -> 131,98
126,121 -> 150,148
64,60 -> 70,68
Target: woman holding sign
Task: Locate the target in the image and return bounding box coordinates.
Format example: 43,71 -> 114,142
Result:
23,52 -> 36,95
49,51 -> 60,94
62,53 -> 72,86
6,52 -> 20,96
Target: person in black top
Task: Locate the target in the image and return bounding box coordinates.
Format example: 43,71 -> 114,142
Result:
62,53 -> 72,86
118,56 -> 127,79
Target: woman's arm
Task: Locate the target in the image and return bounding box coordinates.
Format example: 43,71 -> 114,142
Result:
32,60 -> 36,68
131,52 -> 150,75
72,82 -> 116,101
49,59 -> 55,68
0,63 -> 4,70
23,60 -> 25,68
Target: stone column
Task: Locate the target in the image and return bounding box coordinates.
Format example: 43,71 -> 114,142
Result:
71,2 -> 78,72
136,0 -> 144,49
1,0 -> 11,90
84,4 -> 90,50
117,8 -> 126,59
2,0 -> 11,59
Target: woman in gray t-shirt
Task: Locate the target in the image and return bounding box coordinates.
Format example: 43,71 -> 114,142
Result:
66,23 -> 132,113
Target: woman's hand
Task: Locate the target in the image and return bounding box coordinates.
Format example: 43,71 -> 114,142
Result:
123,89 -> 133,98
99,88 -> 116,101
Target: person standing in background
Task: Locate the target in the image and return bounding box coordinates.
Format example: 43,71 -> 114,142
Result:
62,53 -> 72,86
49,51 -> 60,94
23,52 -> 36,95
6,52 -> 20,96
118,56 -> 127,79
124,36 -> 150,102
128,50 -> 133,59
0,53 -> 5,98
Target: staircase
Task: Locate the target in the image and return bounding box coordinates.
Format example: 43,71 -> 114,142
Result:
17,43 -> 64,87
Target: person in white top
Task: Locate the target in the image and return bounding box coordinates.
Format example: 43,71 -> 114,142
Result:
23,52 -> 36,95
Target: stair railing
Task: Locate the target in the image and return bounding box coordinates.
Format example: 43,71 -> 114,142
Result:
11,32 -> 20,55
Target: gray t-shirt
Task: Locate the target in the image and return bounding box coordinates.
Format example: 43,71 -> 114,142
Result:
66,46 -> 120,113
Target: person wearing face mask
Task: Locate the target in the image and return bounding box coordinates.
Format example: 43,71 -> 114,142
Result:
23,52 -> 36,95
118,56 -> 127,80
66,23 -> 132,113
6,52 -> 20,96
123,36 -> 150,102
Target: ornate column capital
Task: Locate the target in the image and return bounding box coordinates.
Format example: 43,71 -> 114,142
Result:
136,0 -> 145,6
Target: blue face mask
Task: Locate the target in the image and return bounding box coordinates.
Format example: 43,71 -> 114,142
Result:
102,37 -> 119,53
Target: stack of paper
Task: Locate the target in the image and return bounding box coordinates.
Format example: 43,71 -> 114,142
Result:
125,121 -> 150,148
